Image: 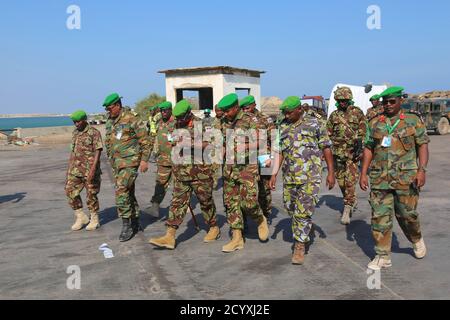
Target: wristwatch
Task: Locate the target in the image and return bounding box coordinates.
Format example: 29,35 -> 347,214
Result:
418,165 -> 427,173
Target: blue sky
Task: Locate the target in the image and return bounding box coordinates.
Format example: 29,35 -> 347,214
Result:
1,0 -> 449,114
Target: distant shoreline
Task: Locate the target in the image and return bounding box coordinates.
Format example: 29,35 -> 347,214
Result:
0,114 -> 69,119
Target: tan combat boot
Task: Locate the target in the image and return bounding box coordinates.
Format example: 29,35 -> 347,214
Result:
257,215 -> 269,241
149,227 -> 177,250
413,238 -> 427,259
222,229 -> 244,253
340,205 -> 352,225
204,226 -> 221,243
85,212 -> 100,231
71,209 -> 90,231
292,242 -> 305,265
367,255 -> 392,270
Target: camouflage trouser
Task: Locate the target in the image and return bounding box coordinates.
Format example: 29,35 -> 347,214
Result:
258,175 -> 272,218
114,167 -> 139,219
151,165 -> 172,204
224,174 -> 263,230
334,157 -> 359,207
370,188 -> 422,257
283,182 -> 320,243
212,164 -> 222,189
65,174 -> 101,212
167,178 -> 217,228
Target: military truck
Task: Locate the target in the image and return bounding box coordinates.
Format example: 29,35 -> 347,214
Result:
402,98 -> 450,135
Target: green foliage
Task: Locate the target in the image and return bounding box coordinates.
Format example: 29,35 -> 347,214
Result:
134,93 -> 166,119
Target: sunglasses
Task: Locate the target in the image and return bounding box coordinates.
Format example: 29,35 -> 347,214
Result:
382,99 -> 398,105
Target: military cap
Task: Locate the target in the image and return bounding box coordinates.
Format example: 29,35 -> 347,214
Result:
173,100 -> 192,117
70,110 -> 87,122
103,93 -> 122,107
159,101 -> 173,110
334,87 -> 353,100
379,86 -> 405,99
217,93 -> 239,111
280,96 -> 302,111
240,95 -> 256,108
370,94 -> 381,101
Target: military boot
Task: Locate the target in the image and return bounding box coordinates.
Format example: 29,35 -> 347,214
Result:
85,212 -> 100,231
222,229 -> 244,253
413,238 -> 427,259
149,226 -> 176,250
204,226 -> 221,243
367,255 -> 392,270
292,241 -> 305,265
119,218 -> 135,242
256,215 -> 269,241
340,205 -> 352,225
145,202 -> 160,218
71,209 -> 90,231
131,216 -> 143,233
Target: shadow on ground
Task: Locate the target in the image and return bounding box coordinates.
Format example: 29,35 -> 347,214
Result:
0,192 -> 27,204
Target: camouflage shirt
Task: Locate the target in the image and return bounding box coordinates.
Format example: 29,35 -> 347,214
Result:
327,105 -> 366,158
365,110 -> 430,190
222,110 -> 259,180
156,116 -> 176,167
172,115 -> 212,182
274,113 -> 332,185
253,109 -> 276,153
366,106 -> 384,120
69,125 -> 103,177
105,108 -> 152,170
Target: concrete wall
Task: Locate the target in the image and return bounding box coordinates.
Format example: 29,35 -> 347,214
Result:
164,73 -> 261,110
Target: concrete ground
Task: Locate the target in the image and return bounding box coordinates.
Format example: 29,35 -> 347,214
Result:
0,135 -> 449,300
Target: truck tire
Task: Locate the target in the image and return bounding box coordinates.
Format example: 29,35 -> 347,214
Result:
437,117 -> 450,135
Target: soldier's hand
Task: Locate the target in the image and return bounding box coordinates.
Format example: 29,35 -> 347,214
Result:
269,175 -> 277,190
139,161 -> 149,173
360,174 -> 369,191
326,173 -> 335,190
416,171 -> 426,188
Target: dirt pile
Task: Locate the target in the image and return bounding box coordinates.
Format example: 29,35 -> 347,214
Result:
410,91 -> 450,100
261,97 -> 283,116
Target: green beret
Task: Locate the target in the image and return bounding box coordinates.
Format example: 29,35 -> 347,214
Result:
159,101 -> 173,110
70,110 -> 87,122
280,96 -> 302,111
217,93 -> 239,111
240,95 -> 256,108
380,86 -> 405,99
173,100 -> 192,117
370,94 -> 381,101
103,93 -> 122,107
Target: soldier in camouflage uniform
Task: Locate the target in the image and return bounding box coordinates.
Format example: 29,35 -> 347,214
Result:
360,86 -> 429,270
149,100 -> 219,250
148,105 -> 162,162
366,94 -> 384,120
218,93 -> 269,253
104,93 -> 152,242
327,87 -> 366,225
211,105 -> 224,189
240,95 -> 276,223
270,96 -> 335,265
65,110 -> 103,231
145,101 -> 175,217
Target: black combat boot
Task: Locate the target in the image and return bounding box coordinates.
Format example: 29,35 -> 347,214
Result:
119,218 -> 134,242
131,216 -> 143,233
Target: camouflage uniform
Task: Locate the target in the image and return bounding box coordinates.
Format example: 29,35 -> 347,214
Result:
65,125 -> 103,212
222,110 -> 263,230
167,115 -> 217,228
327,105 -> 366,207
210,116 -> 224,188
275,113 -> 332,243
366,106 -> 384,121
105,108 -> 152,219
149,111 -> 162,154
365,110 -> 430,256
252,109 -> 276,219
151,116 -> 175,204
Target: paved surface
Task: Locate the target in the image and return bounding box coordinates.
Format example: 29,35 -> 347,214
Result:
1,135 -> 449,300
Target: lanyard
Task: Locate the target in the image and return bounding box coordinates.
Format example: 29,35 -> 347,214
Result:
386,119 -> 401,135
